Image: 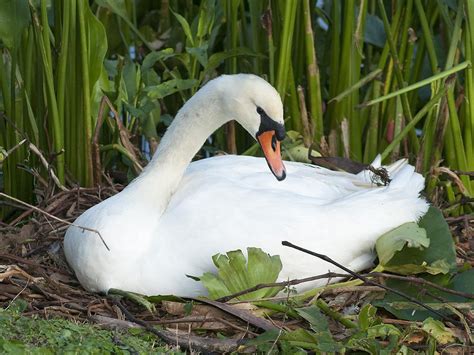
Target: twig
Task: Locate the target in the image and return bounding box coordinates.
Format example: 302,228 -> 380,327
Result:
112,299 -> 241,353
89,314 -> 143,330
0,253 -> 68,274
282,241 -> 461,326
2,138 -> 27,157
216,272 -> 344,302
453,170 -> 474,177
28,142 -> 68,192
0,192 -> 110,251
189,297 -> 277,331
369,272 -> 474,301
435,167 -> 469,195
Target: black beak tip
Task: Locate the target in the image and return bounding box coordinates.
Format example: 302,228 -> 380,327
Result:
274,169 -> 286,181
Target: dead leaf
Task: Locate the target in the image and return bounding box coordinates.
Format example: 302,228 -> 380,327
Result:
309,156 -> 368,173
405,330 -> 425,344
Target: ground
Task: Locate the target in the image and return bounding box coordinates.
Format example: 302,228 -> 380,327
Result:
0,184 -> 473,353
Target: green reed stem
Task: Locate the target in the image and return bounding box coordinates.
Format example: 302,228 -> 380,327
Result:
77,0 -> 93,186
415,0 -> 439,73
377,0 -> 419,153
381,81 -> 452,160
275,0 -> 297,99
465,0 -> 474,172
302,0 -> 323,143
330,68 -> 382,104
32,0 -> 65,182
360,61 -> 471,108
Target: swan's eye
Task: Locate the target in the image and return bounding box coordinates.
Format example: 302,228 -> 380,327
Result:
256,106 -> 264,115
271,134 -> 277,151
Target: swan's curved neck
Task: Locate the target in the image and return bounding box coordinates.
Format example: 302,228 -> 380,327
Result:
126,93 -> 228,212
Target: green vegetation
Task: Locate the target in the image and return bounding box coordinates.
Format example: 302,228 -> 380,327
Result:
0,0 -> 472,219
0,302 -> 176,354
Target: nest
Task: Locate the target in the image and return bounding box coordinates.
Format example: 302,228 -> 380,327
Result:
1,185 -> 473,353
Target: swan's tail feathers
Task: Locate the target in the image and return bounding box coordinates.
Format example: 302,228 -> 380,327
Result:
357,156 -> 428,218
385,159 -> 425,195
384,158 -> 429,221
362,156 -> 426,196
371,154 -> 382,168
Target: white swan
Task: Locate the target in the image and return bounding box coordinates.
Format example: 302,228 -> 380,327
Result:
64,74 -> 429,297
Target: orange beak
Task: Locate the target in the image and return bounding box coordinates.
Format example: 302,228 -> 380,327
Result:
257,130 -> 286,181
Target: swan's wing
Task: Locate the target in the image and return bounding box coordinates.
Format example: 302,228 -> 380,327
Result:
156,155 -> 428,293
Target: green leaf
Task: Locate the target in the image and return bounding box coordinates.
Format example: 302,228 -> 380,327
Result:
358,304 -> 378,331
146,295 -> 185,303
294,307 -> 342,352
364,14 -> 386,48
376,222 -> 429,266
170,9 -> 195,46
146,79 -> 198,99
376,207 -> 456,275
187,44 -> 209,67
199,248 -> 283,300
366,324 -> 401,338
281,329 -> 319,349
0,0 -> 30,49
203,48 -> 264,78
422,318 -> 455,344
373,270 -> 474,321
295,306 -> 329,332
141,49 -> 175,73
448,268 -> 474,301
95,0 -> 149,48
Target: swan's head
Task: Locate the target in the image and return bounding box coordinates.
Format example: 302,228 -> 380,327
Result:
217,74 -> 286,181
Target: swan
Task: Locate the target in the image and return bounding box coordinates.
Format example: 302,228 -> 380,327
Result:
64,74 -> 429,297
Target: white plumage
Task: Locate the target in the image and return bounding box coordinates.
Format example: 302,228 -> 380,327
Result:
64,74 -> 428,296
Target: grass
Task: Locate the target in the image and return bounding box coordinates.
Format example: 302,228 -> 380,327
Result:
0,301 -> 178,354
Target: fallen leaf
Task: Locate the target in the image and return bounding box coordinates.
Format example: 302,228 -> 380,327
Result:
199,247 -> 282,301
422,318 -> 455,344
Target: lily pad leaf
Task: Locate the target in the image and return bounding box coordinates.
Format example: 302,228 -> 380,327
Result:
199,248 -> 282,301
376,222 -> 429,266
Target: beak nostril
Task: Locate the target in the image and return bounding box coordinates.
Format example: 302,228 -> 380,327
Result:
271,134 -> 277,152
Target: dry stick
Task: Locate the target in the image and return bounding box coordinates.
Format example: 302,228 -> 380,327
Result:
297,85 -> 312,147
0,192 -> 110,251
281,241 -> 461,326
216,272 -> 345,303
0,117 -> 67,192
453,170 -> 474,177
92,96 -> 108,185
112,299 -> 241,353
28,142 -> 68,192
219,267 -> 474,304
2,138 -> 27,157
190,297 -> 277,331
369,272 -> 474,301
0,253 -> 67,274
435,167 -> 469,195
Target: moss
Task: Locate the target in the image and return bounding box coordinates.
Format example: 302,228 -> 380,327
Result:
0,301 -> 181,354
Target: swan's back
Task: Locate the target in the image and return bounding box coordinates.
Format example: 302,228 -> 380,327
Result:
145,155 -> 428,295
